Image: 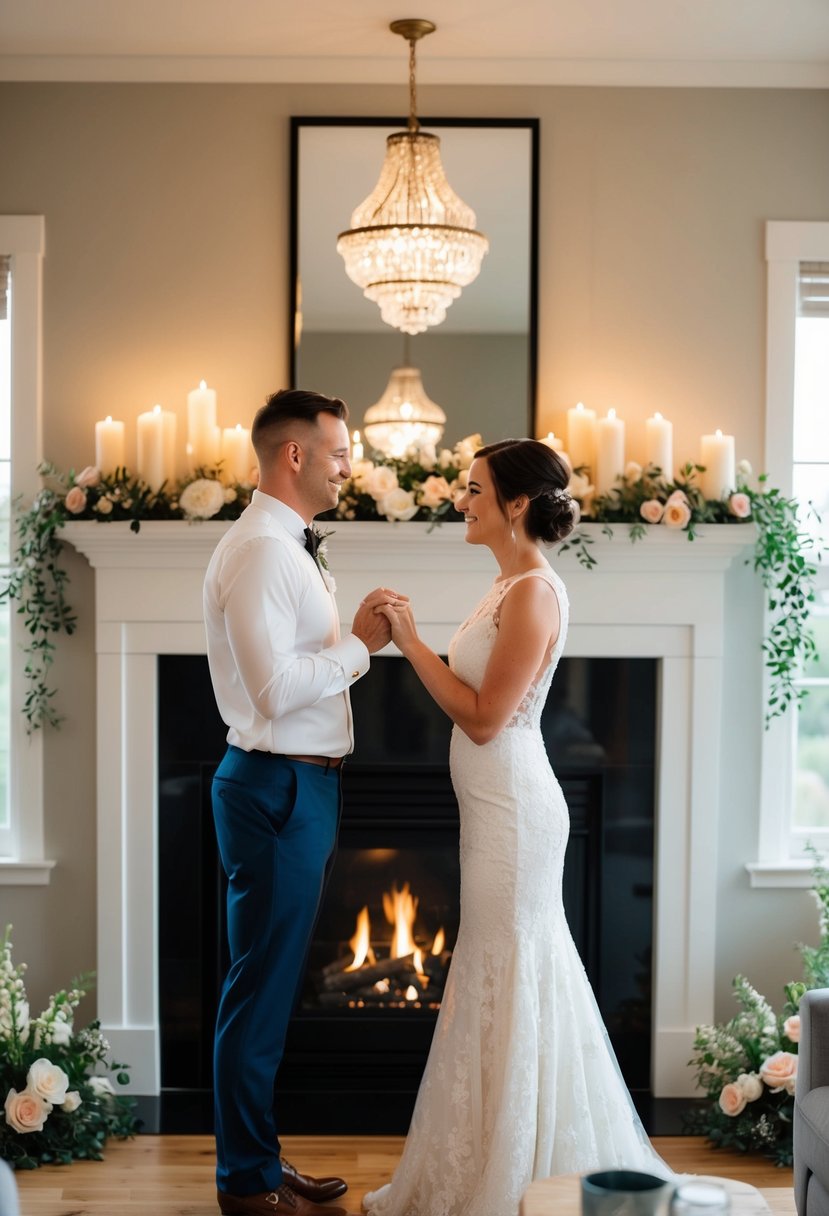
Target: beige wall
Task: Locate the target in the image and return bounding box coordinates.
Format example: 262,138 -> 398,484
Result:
0,81 -> 827,1036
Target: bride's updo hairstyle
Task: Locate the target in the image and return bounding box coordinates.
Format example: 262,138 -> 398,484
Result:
474,439 -> 576,545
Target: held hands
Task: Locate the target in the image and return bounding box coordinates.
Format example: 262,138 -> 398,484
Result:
351,587 -> 409,654
378,597 -> 419,655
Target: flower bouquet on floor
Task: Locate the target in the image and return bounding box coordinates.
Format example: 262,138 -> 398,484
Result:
0,926 -> 137,1169
686,850 -> 829,1166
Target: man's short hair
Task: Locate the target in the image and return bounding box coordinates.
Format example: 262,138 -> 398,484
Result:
252,389 -> 349,460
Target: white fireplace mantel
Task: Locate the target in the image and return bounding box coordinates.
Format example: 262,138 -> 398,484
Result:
62,519 -> 757,1099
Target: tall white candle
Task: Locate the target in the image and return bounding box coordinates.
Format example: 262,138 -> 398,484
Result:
595,409 -> 626,495
566,402 -> 596,473
137,404 -> 176,491
187,379 -> 219,469
699,429 -> 736,500
352,430 -> 364,461
645,412 -> 673,479
222,424 -> 253,483
95,415 -> 125,474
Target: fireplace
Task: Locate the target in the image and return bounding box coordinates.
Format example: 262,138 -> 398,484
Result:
63,518 -> 756,1100
157,648 -> 656,1132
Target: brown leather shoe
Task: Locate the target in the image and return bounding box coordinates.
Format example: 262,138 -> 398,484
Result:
218,1183 -> 354,1216
280,1157 -> 348,1202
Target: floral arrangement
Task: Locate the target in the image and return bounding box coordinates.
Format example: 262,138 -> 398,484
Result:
0,436 -> 821,730
686,849 -> 829,1166
0,926 -> 137,1169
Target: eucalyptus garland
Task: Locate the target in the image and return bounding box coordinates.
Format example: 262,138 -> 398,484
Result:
0,453 -> 822,731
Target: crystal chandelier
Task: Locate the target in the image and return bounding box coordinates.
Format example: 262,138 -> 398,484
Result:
337,19 -> 489,337
363,364 -> 446,458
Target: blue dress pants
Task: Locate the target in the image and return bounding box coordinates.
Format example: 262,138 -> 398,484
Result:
212,745 -> 341,1196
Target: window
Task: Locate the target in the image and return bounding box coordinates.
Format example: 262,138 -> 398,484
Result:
0,217 -> 49,883
749,222 -> 829,887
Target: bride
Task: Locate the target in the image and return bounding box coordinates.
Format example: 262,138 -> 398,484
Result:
363,439 -> 669,1216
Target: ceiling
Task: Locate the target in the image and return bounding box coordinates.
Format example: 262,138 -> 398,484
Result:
2,0 -> 828,87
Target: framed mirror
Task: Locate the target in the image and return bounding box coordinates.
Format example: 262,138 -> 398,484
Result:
290,116 -> 539,448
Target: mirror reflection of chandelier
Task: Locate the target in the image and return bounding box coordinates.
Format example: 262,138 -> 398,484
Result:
336,19 -> 489,337
362,364 -> 446,459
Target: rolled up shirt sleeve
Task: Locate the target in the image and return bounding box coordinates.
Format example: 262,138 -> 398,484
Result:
220,536 -> 369,722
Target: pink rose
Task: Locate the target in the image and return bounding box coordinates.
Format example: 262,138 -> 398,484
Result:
666,489 -> 689,506
718,1082 -> 747,1117
662,500 -> 692,529
759,1050 -> 798,1093
64,486 -> 88,515
640,499 -> 665,525
729,493 -> 751,519
75,466 -> 101,488
418,475 -> 452,509
783,1015 -> 801,1043
4,1087 -> 50,1133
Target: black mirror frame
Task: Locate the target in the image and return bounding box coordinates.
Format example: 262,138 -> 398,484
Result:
289,115 -> 540,437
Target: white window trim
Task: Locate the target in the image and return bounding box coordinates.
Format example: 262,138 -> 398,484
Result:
746,220 -> 829,889
0,216 -> 54,884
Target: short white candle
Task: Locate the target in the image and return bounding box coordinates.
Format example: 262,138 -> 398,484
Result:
699,429 -> 736,500
566,402 -> 596,473
95,415 -> 125,474
187,379 -> 219,470
595,409 -> 626,495
222,424 -> 253,483
645,412 -> 673,479
137,404 -> 176,491
352,430 -> 364,461
540,431 -> 564,451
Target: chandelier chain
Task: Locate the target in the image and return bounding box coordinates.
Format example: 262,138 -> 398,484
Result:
408,37 -> 419,133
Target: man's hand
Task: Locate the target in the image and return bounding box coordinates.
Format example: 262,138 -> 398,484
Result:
351,587 -> 408,654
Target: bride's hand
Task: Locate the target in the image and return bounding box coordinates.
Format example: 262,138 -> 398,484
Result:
378,598 -> 419,653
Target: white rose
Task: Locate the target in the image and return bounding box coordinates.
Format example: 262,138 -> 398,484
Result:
349,459 -> 376,489
418,443 -> 437,471
50,1017 -> 73,1046
455,434 -> 483,470
95,497 -> 113,515
223,487 -> 237,504
568,472 -> 594,501
418,475 -> 452,509
62,1090 -> 82,1112
27,1058 -> 70,1105
783,1015 -> 801,1043
438,449 -> 457,469
88,1075 -> 116,1101
379,488 -> 419,522
737,1072 -> 764,1102
75,466 -> 102,489
179,478 -> 226,520
738,459 -> 753,477
4,1087 -> 50,1133
625,461 -> 643,482
366,466 -> 399,501
666,489 -> 689,506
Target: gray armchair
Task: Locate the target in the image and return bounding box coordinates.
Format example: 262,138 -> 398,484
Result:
795,989 -> 829,1216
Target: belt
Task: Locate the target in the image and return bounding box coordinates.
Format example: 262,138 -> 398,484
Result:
281,753 -> 344,770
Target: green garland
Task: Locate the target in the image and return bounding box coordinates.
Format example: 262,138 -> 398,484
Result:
0,451 -> 822,731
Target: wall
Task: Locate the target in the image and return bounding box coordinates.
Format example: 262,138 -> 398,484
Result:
0,80 -> 827,1039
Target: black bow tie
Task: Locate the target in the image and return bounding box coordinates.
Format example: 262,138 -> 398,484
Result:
303,527 -> 320,559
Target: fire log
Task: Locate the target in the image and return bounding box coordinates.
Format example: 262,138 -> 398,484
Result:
321,953 -> 415,993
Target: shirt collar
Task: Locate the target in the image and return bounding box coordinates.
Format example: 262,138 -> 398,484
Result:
251,489 -> 307,546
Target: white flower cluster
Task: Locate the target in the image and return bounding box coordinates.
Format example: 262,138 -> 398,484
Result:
178,477 -> 227,520
339,434 -> 481,522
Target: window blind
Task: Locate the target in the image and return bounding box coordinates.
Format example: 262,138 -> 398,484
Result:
798,261 -> 829,318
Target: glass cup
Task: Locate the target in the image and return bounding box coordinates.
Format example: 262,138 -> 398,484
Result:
671,1182 -> 731,1216
582,1170 -> 675,1216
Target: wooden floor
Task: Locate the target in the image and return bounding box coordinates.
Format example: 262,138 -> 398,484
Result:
13,1135 -> 796,1216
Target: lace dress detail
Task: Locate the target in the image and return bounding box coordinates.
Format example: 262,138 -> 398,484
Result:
363,567 -> 669,1216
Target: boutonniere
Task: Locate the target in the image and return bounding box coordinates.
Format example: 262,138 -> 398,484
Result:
310,524 -> 334,571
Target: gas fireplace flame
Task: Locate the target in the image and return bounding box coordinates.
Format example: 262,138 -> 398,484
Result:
383,881 -> 419,959
405,985 -> 419,1002
431,927 -> 445,955
345,905 -> 376,971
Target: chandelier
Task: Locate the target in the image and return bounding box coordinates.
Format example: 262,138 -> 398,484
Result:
363,364 -> 447,458
336,19 -> 489,337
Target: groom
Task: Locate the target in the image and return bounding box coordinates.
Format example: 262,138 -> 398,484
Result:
204,389 -> 398,1216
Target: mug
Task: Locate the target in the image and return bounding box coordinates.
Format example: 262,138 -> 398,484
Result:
582,1170 -> 675,1216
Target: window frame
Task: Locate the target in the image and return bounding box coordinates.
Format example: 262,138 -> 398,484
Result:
0,215 -> 53,884
747,220 -> 829,889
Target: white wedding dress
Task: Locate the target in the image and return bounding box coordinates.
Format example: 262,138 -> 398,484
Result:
363,567 -> 670,1216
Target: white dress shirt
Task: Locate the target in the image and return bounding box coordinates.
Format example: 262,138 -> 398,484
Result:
204,489 -> 369,755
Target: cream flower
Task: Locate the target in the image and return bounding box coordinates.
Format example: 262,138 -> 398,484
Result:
455,434 -> 483,470
379,487 -> 419,522
62,1090 -> 82,1113
365,466 -> 399,502
728,492 -> 751,519
718,1082 -> 747,1117
88,1075 -> 116,1101
179,478 -> 225,520
438,449 -> 457,469
625,461 -> 643,482
349,459 -> 376,490
738,459 -> 753,477
662,499 -> 692,529
737,1072 -> 764,1102
418,443 -> 437,471
64,486 -> 87,515
783,1014 -> 801,1043
95,497 -> 113,515
418,475 -> 452,509
759,1050 -> 798,1093
640,499 -> 665,525
27,1058 -> 70,1105
75,466 -> 102,489
4,1088 -> 50,1133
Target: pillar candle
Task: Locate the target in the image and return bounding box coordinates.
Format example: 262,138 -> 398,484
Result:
352,430 -> 364,461
699,429 -> 736,500
540,431 -> 563,451
187,379 -> 219,469
137,404 -> 176,491
595,409 -> 626,495
94,415 -> 125,474
566,402 -> 596,473
645,412 -> 673,479
222,424 -> 253,483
